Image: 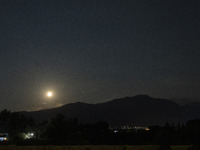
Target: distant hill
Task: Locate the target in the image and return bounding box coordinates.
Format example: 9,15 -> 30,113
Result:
183,102 -> 200,120
170,98 -> 200,105
21,95 -> 192,126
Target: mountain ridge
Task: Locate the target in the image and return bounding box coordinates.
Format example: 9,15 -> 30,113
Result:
20,95 -> 200,126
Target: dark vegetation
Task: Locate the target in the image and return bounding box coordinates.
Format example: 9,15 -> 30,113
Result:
1,109 -> 200,149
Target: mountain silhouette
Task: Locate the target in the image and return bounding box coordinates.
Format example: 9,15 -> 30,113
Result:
21,95 -> 190,126
183,102 -> 200,120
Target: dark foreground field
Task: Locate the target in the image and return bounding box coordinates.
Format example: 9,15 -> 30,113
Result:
0,145 -> 192,150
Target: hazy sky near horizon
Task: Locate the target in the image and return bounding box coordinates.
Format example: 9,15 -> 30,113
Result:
0,0 -> 200,111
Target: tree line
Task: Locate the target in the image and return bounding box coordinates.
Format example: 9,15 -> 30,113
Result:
1,109 -> 200,148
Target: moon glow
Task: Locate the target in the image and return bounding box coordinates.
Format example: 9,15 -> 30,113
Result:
47,91 -> 53,97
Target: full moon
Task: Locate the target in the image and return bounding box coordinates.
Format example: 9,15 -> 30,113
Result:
47,91 -> 53,97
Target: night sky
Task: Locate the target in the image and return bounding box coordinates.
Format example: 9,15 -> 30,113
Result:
0,0 -> 200,111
